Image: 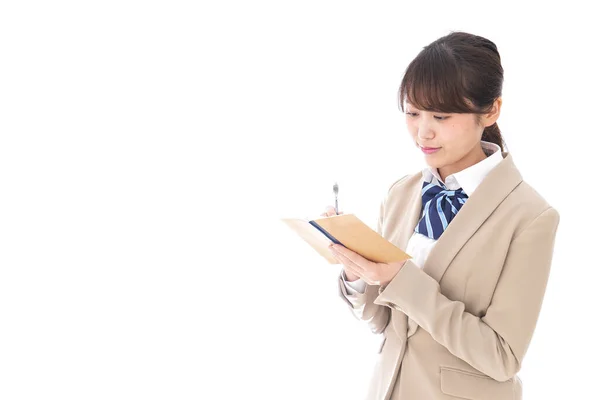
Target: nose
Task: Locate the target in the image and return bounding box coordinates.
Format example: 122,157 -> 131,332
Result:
417,119 -> 435,140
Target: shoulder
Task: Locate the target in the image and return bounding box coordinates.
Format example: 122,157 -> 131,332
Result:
386,171 -> 423,196
384,171 -> 423,199
507,180 -> 560,236
377,171 -> 423,211
496,151 -> 560,231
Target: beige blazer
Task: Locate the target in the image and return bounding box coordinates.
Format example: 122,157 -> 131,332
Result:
338,151 -> 560,400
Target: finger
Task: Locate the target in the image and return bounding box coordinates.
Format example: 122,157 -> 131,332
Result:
331,245 -> 372,272
331,246 -> 366,274
324,205 -> 337,217
344,266 -> 363,281
332,252 -> 363,277
321,208 -> 334,217
323,205 -> 344,217
331,251 -> 344,266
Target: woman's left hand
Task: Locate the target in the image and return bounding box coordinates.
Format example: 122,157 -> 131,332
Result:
329,243 -> 407,287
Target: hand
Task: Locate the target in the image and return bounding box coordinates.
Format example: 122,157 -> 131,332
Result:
328,243 -> 406,287
320,206 -> 360,281
319,205 -> 343,218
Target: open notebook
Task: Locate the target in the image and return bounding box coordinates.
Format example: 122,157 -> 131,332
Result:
281,213 -> 411,264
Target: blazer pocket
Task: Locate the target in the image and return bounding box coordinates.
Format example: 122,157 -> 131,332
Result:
440,367 -> 515,400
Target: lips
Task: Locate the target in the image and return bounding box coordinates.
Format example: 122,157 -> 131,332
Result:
420,145 -> 441,154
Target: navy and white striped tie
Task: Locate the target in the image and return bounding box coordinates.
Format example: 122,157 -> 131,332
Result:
415,180 -> 468,240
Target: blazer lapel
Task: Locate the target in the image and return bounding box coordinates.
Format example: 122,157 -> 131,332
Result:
422,151 -> 523,283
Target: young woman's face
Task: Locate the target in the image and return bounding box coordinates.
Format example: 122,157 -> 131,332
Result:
404,101 -> 487,179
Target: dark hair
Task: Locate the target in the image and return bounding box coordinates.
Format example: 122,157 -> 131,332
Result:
397,31 -> 506,152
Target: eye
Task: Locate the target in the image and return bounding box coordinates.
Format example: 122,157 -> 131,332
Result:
405,112 -> 449,120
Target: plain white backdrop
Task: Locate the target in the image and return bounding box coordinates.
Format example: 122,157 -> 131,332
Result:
1,1 -> 599,399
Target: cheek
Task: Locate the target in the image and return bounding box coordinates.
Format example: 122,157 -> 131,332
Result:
434,128 -> 452,143
440,124 -> 466,144
405,120 -> 418,136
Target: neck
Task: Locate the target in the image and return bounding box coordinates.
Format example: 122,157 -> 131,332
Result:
437,145 -> 487,182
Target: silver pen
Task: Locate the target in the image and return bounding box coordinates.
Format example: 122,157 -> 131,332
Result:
333,182 -> 339,215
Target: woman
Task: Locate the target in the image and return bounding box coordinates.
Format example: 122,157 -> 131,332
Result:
324,31 -> 560,400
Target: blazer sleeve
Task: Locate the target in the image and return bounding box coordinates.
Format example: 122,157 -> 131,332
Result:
373,206 -> 560,381
337,195 -> 391,335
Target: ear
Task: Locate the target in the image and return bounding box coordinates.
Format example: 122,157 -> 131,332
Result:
481,97 -> 502,127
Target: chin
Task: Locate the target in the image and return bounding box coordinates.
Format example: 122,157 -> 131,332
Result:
423,157 -> 443,169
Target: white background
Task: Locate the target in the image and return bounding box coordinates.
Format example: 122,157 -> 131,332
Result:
1,1 -> 598,399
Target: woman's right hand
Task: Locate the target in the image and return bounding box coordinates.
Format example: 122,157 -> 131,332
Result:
320,206 -> 361,282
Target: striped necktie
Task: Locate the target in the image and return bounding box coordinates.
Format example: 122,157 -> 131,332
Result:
415,180 -> 469,240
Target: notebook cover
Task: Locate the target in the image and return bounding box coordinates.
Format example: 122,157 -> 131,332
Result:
281,214 -> 411,264
281,218 -> 338,264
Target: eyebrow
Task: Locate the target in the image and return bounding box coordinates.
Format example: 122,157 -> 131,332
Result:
405,102 -> 448,111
